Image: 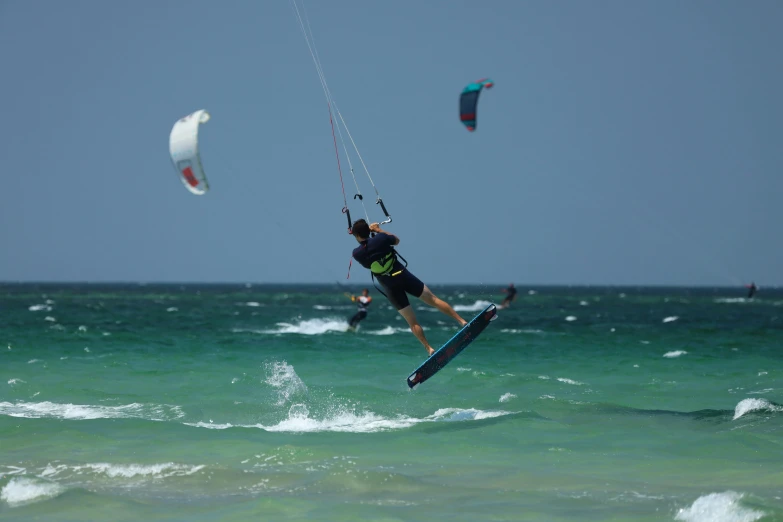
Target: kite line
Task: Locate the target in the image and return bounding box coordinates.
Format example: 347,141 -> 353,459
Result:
290,0 -> 392,234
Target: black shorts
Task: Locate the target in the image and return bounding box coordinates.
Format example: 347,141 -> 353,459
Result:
376,268 -> 425,310
349,310 -> 367,327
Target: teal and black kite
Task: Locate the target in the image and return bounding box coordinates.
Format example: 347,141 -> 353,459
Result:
459,78 -> 494,132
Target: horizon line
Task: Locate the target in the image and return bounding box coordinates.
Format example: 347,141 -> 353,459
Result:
0,280 -> 775,289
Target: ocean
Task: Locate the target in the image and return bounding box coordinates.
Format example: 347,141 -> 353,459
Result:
1,283 -> 781,521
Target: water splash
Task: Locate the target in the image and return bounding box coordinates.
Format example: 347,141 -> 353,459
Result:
260,318 -> 350,335
264,361 -> 308,406
675,491 -> 764,522
1,478 -> 64,507
453,300 -> 493,312
733,398 -> 783,420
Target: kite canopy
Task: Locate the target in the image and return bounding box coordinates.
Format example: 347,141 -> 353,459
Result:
459,78 -> 494,132
169,110 -> 211,195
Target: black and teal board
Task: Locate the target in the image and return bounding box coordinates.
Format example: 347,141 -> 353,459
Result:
407,304 -> 498,388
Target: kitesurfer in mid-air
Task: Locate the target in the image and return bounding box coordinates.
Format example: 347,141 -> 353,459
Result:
350,219 -> 467,355
346,288 -> 372,329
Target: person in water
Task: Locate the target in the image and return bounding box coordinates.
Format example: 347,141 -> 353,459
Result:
346,288 -> 372,329
500,283 -> 518,309
746,282 -> 758,299
350,219 -> 467,355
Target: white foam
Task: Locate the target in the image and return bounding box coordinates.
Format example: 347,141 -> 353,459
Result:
557,378 -> 584,386
499,393 -> 517,403
733,398 -> 783,420
263,405 -> 415,433
78,325 -> 87,332
243,302 -> 262,307
501,329 -> 544,334
188,406 -> 517,434
79,463 -> 204,479
260,318 -> 350,335
0,466 -> 26,480
579,301 -> 589,306
1,478 -> 64,507
28,304 -> 52,312
748,388 -> 774,395
166,307 -> 178,312
675,491 -> 764,522
430,407 -> 511,422
44,316 -> 56,322
7,378 -> 25,385
0,401 -> 184,421
38,462 -> 204,481
565,316 -> 577,322
664,350 -> 687,358
313,305 -> 332,310
186,421 -> 235,429
715,298 -> 749,304
663,316 -> 679,323
453,300 -> 493,312
366,326 -> 402,336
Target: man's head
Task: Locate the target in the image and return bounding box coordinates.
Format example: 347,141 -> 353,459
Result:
361,288 -> 369,296
352,219 -> 371,241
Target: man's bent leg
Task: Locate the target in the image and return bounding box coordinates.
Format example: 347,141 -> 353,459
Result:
398,305 -> 435,355
418,286 -> 467,327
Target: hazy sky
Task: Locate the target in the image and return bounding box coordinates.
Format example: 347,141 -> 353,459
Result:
1,0 -> 781,285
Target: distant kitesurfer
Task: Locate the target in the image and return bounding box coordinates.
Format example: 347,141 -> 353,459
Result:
746,282 -> 758,299
346,288 -> 372,329
500,283 -> 517,309
350,219 -> 467,355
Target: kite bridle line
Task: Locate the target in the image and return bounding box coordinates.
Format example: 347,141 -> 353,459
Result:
290,0 -> 392,234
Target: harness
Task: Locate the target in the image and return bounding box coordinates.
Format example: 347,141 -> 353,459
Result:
351,234 -> 409,298
356,296 -> 371,313
370,251 -> 397,276
366,247 -> 409,299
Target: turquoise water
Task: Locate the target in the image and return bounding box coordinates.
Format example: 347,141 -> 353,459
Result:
1,283 -> 782,521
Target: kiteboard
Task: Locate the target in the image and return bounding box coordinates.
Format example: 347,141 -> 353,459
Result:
406,304 -> 497,388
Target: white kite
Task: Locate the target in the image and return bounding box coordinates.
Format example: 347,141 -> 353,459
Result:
169,110 -> 211,195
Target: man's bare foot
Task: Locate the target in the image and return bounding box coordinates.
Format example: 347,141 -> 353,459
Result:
426,346 -> 435,356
